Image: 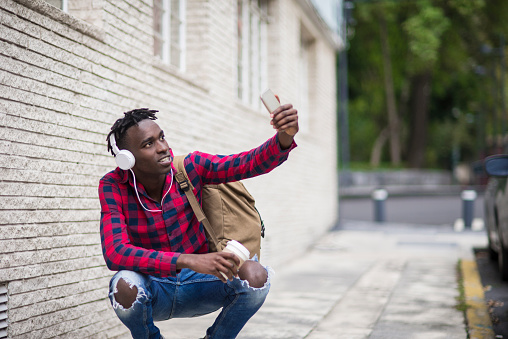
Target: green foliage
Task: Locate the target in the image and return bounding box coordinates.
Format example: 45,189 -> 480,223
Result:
346,0 -> 508,169
425,112 -> 477,169
403,2 -> 450,72
348,98 -> 379,162
448,0 -> 485,16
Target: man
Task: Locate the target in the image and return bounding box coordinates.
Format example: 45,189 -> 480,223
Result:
99,102 -> 298,339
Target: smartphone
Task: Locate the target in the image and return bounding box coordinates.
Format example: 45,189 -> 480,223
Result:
260,89 -> 281,113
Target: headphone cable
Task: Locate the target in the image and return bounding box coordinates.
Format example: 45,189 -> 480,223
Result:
129,168 -> 174,212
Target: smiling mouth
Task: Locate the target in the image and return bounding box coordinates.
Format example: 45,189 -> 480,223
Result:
158,156 -> 172,163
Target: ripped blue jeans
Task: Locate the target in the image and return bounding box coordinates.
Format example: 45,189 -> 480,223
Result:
108,265 -> 271,339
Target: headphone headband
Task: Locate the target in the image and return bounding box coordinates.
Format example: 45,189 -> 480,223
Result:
110,133 -> 121,155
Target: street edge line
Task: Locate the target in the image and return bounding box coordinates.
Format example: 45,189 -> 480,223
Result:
461,260 -> 495,339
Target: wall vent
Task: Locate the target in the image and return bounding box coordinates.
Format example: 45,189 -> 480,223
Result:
0,284 -> 7,339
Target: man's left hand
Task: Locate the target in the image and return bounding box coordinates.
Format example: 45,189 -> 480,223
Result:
270,103 -> 299,149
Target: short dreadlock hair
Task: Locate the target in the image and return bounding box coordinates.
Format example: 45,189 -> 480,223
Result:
106,108 -> 159,156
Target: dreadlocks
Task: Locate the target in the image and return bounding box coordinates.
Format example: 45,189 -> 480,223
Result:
106,108 -> 159,156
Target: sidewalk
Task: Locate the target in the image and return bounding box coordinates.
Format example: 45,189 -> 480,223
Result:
159,220 -> 491,338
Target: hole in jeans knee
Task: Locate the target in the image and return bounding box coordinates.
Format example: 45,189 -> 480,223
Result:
238,261 -> 268,288
114,278 -> 138,309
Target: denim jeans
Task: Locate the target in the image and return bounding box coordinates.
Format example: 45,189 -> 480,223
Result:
108,264 -> 271,339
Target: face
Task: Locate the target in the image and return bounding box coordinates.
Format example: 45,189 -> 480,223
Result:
124,119 -> 173,178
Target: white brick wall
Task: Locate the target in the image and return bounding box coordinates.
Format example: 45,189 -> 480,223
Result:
0,0 -> 338,337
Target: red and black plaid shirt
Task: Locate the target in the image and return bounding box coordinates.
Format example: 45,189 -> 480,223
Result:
99,135 -> 296,277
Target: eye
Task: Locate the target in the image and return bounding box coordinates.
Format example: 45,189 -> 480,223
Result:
144,141 -> 153,148
160,134 -> 165,140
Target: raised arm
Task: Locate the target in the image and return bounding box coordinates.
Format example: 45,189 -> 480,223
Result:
184,132 -> 297,187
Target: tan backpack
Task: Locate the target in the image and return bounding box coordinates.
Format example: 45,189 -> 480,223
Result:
173,155 -> 265,259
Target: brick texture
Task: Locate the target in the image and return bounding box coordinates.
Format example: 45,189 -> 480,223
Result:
0,0 -> 338,337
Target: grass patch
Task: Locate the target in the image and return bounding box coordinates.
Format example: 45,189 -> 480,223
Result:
456,259 -> 471,338
456,259 -> 469,311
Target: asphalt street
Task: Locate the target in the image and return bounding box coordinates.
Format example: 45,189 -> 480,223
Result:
339,194 -> 485,226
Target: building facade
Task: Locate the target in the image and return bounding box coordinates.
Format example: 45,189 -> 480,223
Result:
0,0 -> 339,337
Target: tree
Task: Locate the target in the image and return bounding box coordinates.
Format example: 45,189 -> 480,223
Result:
403,1 -> 450,168
346,0 -> 505,169
378,8 -> 401,166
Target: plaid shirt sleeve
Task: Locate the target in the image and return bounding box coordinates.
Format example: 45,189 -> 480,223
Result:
186,134 -> 297,186
99,177 -> 180,277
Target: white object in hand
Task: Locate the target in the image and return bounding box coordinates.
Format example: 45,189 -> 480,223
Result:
260,89 -> 281,113
220,240 -> 250,280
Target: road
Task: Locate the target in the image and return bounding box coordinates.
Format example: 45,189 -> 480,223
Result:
339,194 -> 484,226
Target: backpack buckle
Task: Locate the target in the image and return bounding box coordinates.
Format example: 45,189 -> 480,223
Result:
175,172 -> 190,191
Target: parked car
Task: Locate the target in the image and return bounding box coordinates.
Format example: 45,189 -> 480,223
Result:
484,155 -> 508,280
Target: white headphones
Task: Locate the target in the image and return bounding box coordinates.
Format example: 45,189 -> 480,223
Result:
110,134 -> 136,170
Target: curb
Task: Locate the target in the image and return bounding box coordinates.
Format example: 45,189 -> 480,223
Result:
461,260 -> 495,339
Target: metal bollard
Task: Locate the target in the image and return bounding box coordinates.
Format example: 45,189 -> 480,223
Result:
372,188 -> 388,223
461,190 -> 477,229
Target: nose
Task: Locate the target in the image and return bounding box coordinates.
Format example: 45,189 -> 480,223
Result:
156,139 -> 169,153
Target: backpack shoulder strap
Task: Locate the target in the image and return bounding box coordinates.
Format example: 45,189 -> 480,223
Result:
173,155 -> 220,248
174,155 -> 193,193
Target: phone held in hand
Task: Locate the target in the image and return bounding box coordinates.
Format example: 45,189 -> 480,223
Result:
260,89 -> 281,113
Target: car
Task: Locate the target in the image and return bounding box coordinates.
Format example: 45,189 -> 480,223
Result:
484,154 -> 508,280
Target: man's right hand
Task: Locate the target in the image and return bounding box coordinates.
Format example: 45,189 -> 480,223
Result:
176,252 -> 241,283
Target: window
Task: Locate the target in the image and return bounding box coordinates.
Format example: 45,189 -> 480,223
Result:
237,0 -> 268,110
154,0 -> 187,70
42,1 -> 104,29
44,0 -> 68,12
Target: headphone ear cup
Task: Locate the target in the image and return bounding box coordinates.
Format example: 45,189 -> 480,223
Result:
115,150 -> 135,170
